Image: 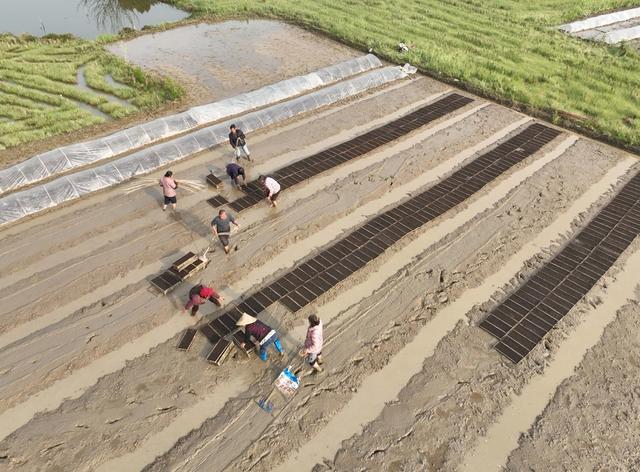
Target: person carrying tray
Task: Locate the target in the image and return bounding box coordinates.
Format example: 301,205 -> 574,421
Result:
183,284 -> 224,316
236,313 -> 285,361
229,124 -> 252,162
211,209 -> 240,254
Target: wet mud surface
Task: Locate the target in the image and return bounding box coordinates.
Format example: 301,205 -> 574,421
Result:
0,39 -> 639,472
107,20 -> 359,104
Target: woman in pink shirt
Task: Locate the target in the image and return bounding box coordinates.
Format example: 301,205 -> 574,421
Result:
300,314 -> 324,373
159,170 -> 178,211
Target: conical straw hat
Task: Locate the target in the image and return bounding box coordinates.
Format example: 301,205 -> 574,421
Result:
236,312 -> 257,326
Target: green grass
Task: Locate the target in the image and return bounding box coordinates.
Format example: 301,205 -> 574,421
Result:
168,0 -> 640,149
0,34 -> 183,150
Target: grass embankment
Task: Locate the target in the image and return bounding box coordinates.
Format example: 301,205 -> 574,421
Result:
170,0 -> 640,150
0,34 -> 183,150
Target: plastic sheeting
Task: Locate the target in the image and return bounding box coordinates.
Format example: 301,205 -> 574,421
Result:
0,65 -> 409,227
0,54 -> 383,196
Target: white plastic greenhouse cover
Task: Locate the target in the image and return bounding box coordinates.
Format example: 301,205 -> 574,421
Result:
0,54 -> 383,196
0,66 -> 409,227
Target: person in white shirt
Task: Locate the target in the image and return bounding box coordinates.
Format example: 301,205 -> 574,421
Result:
259,175 -> 281,208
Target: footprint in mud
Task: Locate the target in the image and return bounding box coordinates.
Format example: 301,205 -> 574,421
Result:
469,392 -> 484,404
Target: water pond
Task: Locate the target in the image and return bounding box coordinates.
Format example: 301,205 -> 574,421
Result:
0,0 -> 188,39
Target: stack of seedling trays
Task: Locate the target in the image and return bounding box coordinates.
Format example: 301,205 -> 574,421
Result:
150,252 -> 208,294
176,309 -> 257,365
199,323 -> 234,366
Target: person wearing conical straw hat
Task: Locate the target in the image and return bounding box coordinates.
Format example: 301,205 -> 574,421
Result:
237,313 -> 284,361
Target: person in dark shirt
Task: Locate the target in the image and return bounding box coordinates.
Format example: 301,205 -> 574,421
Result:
226,162 -> 246,188
236,312 -> 284,361
228,124 -> 252,162
211,209 -> 240,254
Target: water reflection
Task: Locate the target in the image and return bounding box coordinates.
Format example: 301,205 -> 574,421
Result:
79,0 -> 160,31
0,0 -> 188,39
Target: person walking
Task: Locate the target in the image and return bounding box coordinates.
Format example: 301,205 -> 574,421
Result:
159,170 -> 178,211
259,175 -> 281,208
226,162 -> 246,188
300,314 -> 324,373
236,313 -> 285,361
183,284 -> 224,316
229,124 -> 252,162
211,209 -> 240,254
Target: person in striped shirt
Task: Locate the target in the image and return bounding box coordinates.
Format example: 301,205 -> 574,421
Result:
300,314 -> 324,373
259,175 -> 281,208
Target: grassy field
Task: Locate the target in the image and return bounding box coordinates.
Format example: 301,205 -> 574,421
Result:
169,0 -> 640,150
0,34 -> 182,150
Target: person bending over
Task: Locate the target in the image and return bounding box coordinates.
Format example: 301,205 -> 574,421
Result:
226,162 -> 246,188
236,313 -> 284,362
183,284 -> 223,316
259,175 -> 281,208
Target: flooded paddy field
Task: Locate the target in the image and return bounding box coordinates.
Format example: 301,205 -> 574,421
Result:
107,20 -> 360,103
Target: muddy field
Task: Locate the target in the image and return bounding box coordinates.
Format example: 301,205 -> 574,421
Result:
1,24 -> 640,472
